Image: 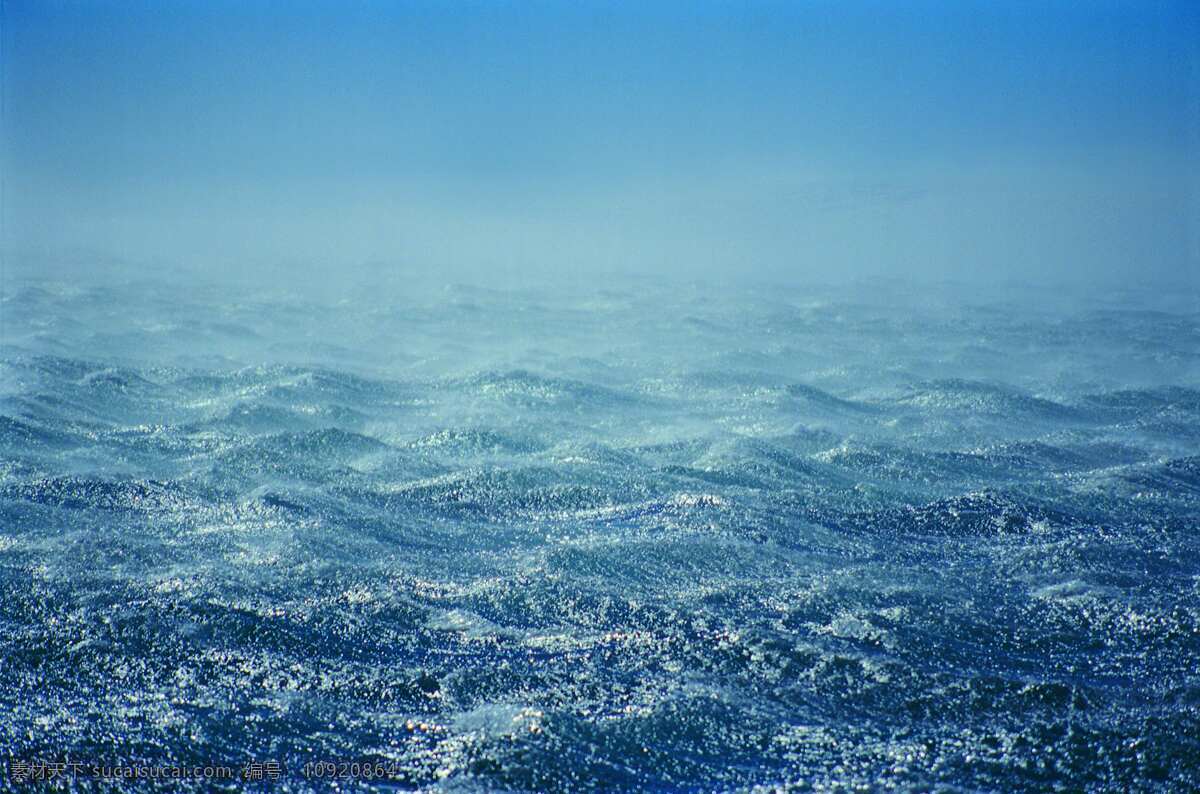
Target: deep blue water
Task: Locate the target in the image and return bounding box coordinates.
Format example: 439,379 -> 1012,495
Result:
1,276 -> 1198,791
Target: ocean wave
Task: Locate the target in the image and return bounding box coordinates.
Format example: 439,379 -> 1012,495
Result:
2,278 -> 1198,790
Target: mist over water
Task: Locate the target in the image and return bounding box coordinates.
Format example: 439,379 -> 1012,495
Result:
2,1 -> 1199,791
3,274 -> 1200,789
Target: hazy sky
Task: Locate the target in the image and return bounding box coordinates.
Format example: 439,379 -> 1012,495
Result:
3,0 -> 1198,286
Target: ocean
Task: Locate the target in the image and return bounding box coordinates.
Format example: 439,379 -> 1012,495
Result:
1,274 -> 1197,790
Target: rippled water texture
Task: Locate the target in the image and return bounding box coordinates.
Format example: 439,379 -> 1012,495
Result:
2,276 -> 1198,790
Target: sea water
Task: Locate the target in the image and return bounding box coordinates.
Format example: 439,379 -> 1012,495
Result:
1,274 -> 1197,790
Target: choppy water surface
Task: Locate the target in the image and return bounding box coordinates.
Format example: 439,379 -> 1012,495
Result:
2,276 -> 1198,791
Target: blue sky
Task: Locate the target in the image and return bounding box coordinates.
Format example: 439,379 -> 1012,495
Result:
3,0 -> 1197,285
